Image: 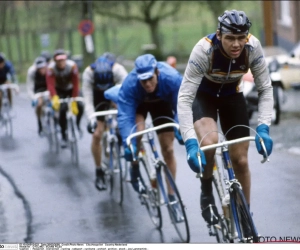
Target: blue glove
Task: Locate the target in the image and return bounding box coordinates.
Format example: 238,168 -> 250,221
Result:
174,128 -> 184,145
124,145 -> 138,162
185,138 -> 206,173
255,124 -> 273,156
31,100 -> 37,107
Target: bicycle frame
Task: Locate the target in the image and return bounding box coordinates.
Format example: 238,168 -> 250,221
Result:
197,135 -> 269,242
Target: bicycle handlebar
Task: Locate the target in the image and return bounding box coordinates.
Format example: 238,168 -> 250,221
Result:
33,91 -> 50,100
126,122 -> 179,162
0,83 -> 19,92
89,110 -> 118,121
58,97 -> 84,104
200,136 -> 269,163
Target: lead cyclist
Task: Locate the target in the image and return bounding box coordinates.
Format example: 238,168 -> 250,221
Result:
177,10 -> 273,233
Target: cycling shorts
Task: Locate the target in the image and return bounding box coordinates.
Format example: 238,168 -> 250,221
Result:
93,89 -> 111,122
136,99 -> 174,134
192,91 -> 250,140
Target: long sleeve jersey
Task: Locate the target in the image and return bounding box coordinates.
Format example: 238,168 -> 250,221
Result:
177,33 -> 273,142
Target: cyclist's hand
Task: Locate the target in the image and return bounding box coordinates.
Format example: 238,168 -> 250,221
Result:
31,100 -> 37,107
51,95 -> 60,111
185,138 -> 206,173
255,124 -> 273,156
124,145 -> 138,162
174,128 -> 184,145
71,101 -> 79,115
87,119 -> 97,134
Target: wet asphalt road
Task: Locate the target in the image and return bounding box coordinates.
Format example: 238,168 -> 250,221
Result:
0,85 -> 300,243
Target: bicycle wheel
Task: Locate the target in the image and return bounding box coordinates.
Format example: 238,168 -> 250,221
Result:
211,177 -> 231,243
4,115 -> 13,138
230,183 -> 258,243
109,140 -> 123,205
139,157 -> 162,229
69,117 -> 79,167
162,162 -> 190,243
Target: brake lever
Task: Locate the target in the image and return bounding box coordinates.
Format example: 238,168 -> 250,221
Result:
196,151 -> 203,178
259,138 -> 270,163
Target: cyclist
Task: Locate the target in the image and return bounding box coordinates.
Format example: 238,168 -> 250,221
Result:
82,52 -> 128,191
0,52 -> 17,117
117,54 -> 184,205
46,49 -> 84,148
177,10 -> 273,228
26,56 -> 48,135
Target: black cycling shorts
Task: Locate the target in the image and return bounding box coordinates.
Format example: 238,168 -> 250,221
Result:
136,100 -> 174,134
93,89 -> 111,122
192,91 -> 249,140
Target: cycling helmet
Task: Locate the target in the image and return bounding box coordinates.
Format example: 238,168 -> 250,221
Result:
218,10 -> 252,34
35,56 -> 47,69
40,51 -> 52,63
53,49 -> 67,60
102,52 -> 116,64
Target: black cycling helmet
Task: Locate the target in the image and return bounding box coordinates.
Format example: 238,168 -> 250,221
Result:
35,56 -> 47,69
218,10 -> 252,34
53,49 -> 67,60
40,51 -> 52,63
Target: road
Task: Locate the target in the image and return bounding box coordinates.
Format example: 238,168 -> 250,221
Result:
0,85 -> 300,243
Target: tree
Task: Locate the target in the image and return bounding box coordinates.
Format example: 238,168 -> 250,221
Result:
203,1 -> 233,28
93,1 -> 182,60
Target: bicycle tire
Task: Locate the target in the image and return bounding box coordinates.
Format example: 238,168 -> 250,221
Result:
163,163 -> 190,243
230,183 -> 258,243
69,117 -> 79,167
109,140 -> 124,205
5,116 -> 13,138
139,157 -> 162,229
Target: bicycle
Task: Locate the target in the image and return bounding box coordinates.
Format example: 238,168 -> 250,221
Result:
126,122 -> 190,243
33,91 -> 60,154
0,83 -> 19,138
88,108 -> 124,205
196,125 -> 270,243
57,96 -> 84,167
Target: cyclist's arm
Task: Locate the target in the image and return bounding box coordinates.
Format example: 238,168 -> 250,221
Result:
46,69 -> 57,97
249,36 -> 273,126
82,66 -> 95,119
26,65 -> 35,100
71,64 -> 80,97
112,62 -> 128,85
177,42 -> 209,142
117,77 -> 139,147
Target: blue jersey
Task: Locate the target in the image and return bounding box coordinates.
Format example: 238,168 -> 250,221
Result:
0,61 -> 16,84
117,62 -> 182,147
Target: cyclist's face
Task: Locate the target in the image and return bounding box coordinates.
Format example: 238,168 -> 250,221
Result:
217,31 -> 248,59
38,67 -> 47,75
139,72 -> 158,93
0,62 -> 4,69
55,59 -> 66,70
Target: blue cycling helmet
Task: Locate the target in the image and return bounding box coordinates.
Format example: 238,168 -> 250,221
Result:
218,10 -> 252,34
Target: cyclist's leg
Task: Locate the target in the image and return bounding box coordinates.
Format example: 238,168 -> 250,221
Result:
36,96 -> 44,134
56,89 -> 70,143
76,100 -> 84,132
193,91 -> 219,224
128,108 -> 146,193
219,92 -> 251,204
7,88 -> 12,107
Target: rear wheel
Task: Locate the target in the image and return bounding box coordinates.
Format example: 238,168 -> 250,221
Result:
230,183 -> 258,243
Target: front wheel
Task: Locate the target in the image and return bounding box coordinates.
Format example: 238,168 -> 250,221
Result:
230,183 -> 258,243
163,163 -> 190,243
69,117 -> 79,167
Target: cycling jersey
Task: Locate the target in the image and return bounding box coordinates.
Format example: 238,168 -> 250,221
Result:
0,61 -> 16,84
82,62 -> 128,119
117,62 -> 182,147
26,64 -> 47,99
46,59 -> 79,97
178,33 -> 273,142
